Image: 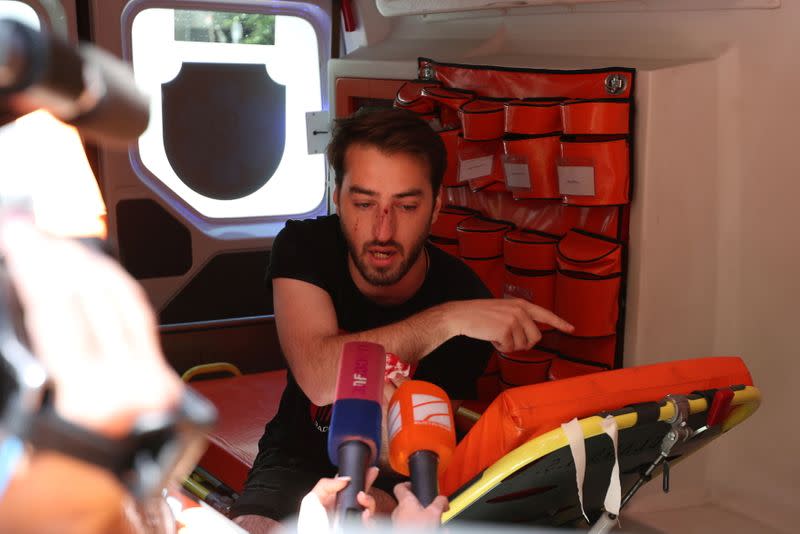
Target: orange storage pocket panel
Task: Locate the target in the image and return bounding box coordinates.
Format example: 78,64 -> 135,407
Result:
558,136 -> 630,206
394,80 -> 440,115
555,230 -> 623,337
504,98 -> 564,135
548,356 -> 609,380
460,99 -> 506,141
457,216 -> 514,297
498,347 -> 556,387
422,86 -> 475,129
430,205 -> 479,256
502,133 -> 561,199
457,135 -> 506,192
561,98 -> 630,135
439,127 -> 462,187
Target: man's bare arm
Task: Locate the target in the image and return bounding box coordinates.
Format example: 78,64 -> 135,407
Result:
273,278 -> 573,406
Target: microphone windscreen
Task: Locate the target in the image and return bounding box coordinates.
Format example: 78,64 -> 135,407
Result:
327,341 -> 386,465
388,380 -> 456,476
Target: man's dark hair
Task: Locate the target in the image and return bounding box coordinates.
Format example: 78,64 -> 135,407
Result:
326,108 -> 446,195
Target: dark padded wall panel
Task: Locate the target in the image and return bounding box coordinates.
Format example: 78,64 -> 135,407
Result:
117,199 -> 192,279
160,251 -> 272,323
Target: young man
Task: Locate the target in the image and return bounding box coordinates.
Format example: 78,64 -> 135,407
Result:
232,109 -> 573,532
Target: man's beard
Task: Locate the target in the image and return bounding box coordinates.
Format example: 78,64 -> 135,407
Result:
341,219 -> 431,288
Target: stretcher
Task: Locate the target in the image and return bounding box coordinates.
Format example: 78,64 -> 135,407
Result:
189,356 -> 758,527
440,356 -> 757,527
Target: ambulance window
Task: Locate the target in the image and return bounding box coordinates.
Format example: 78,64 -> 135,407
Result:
129,7 -> 327,221
0,1 -> 41,29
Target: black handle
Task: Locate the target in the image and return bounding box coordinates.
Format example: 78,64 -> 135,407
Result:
334,440 -> 370,525
409,449 -> 439,507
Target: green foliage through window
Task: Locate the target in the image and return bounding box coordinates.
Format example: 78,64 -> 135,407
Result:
174,10 -> 275,45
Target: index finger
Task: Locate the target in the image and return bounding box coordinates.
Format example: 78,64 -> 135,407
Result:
519,300 -> 574,333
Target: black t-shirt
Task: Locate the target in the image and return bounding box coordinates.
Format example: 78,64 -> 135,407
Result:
253,214 -> 492,473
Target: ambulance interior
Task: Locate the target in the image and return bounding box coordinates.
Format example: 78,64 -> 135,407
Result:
1,1 -> 798,533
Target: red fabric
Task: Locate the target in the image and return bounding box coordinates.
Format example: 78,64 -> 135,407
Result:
421,59 -> 634,100
553,333 -> 617,368
422,86 -> 475,128
562,99 -> 630,135
504,270 -> 556,331
394,80 -> 439,114
438,128 -> 462,187
548,357 -> 608,380
555,231 -> 623,337
456,217 -> 513,258
503,134 -> 561,199
456,136 -> 506,192
440,356 -> 753,496
560,137 -> 630,206
505,99 -> 564,135
503,229 -> 559,271
190,371 -> 287,494
498,348 -> 556,386
460,99 -> 506,141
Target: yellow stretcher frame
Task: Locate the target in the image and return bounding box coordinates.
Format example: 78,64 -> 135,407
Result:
443,385 -> 761,524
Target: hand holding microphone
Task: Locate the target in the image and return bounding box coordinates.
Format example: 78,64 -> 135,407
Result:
327,341 -> 386,524
388,380 -> 456,507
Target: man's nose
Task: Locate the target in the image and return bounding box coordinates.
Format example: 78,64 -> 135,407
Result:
373,207 -> 396,242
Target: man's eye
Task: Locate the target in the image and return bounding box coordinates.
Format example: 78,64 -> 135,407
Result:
354,202 -> 373,209
400,204 -> 418,212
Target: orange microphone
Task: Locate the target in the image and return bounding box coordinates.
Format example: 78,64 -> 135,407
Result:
388,380 -> 456,506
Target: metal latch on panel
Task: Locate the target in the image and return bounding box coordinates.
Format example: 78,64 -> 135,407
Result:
306,111 -> 331,155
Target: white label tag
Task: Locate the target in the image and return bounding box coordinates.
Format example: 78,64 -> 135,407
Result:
458,155 -> 494,182
558,166 -> 596,196
504,162 -> 531,189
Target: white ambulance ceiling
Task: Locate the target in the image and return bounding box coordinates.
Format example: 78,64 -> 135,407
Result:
375,0 -> 779,17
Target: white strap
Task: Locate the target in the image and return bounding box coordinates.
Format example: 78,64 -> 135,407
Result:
562,416 -> 623,525
561,417 -> 589,522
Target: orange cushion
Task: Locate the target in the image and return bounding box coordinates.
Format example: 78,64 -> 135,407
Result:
440,356 -> 752,496
190,370 -> 287,493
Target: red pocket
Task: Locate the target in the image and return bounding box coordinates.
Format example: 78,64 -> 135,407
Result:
504,229 -> 559,270
457,135 -> 506,192
502,133 -> 561,199
555,230 -> 623,337
548,357 -> 609,380
553,332 -> 617,368
394,80 -> 440,115
430,205 -> 480,257
505,98 -> 565,135
439,127 -> 462,187
422,86 -> 475,129
457,216 -> 514,297
561,99 -> 630,135
558,136 -> 630,206
498,347 -> 556,387
503,229 -> 559,330
476,372 -> 501,402
460,99 -> 506,141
